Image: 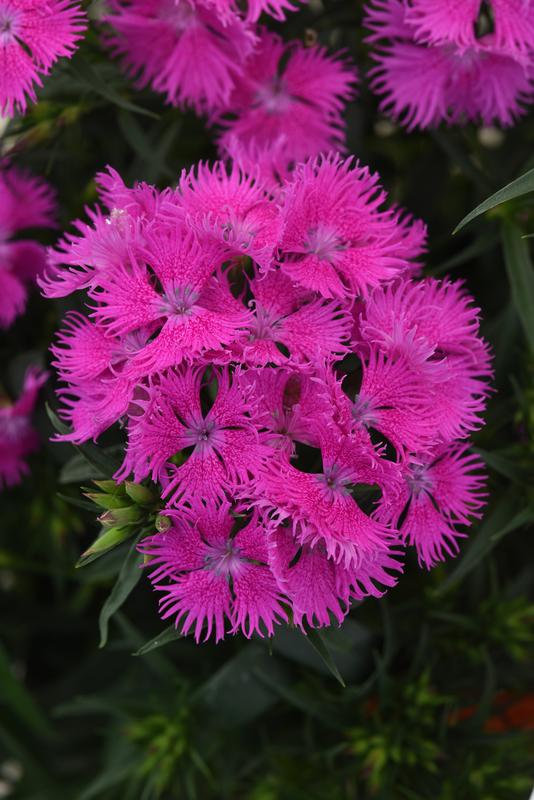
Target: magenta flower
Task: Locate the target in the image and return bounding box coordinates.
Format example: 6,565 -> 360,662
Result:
0,164 -> 56,328
406,0 -> 534,61
91,224 -> 252,376
0,367 -> 47,488
376,445 -> 487,569
359,279 -> 493,441
177,161 -> 282,270
0,0 -> 86,116
365,0 -> 534,129
216,31 -> 356,169
139,502 -> 287,642
269,525 -> 403,628
238,270 -> 351,366
40,167 -> 175,300
50,313 -> 150,442
259,424 -> 400,568
278,154 -> 427,300
104,0 -> 253,114
117,365 -> 269,508
42,159 -> 492,641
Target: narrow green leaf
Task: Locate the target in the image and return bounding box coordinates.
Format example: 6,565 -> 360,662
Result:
473,447 -> 526,483
133,624 -> 185,656
99,537 -> 143,648
454,167 -> 534,233
46,402 -> 70,435
70,58 -> 158,119
304,628 -> 346,688
59,452 -> 105,484
501,221 -> 534,350
0,642 -> 54,739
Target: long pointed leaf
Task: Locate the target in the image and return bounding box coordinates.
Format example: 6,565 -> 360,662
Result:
501,221 -> 534,351
99,537 -> 143,648
133,625 -> 185,656
304,629 -> 346,688
454,167 -> 534,233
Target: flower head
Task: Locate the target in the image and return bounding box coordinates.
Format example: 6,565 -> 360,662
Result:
217,31 -> 357,169
365,0 -> 534,129
104,0 -> 253,113
376,444 -> 487,568
0,0 -> 86,116
0,164 -> 56,328
140,502 -> 287,642
0,367 -> 47,488
278,154 -> 426,300
43,159 -> 492,641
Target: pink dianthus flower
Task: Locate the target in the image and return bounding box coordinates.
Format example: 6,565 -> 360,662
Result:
0,164 -> 56,328
103,0 -> 254,114
0,0 -> 86,116
216,31 -> 357,171
365,0 -> 534,129
0,367 -> 47,488
43,156 -> 492,641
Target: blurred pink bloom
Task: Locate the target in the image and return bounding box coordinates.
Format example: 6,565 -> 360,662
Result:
104,0 -> 254,113
0,0 -> 86,116
216,30 -> 356,168
0,367 -> 47,488
365,0 -> 534,128
406,0 -> 534,62
0,164 -> 56,328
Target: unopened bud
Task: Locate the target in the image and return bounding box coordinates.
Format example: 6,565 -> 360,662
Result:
99,506 -> 142,527
125,482 -> 157,505
155,515 -> 172,532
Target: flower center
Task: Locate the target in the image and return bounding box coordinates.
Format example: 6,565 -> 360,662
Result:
163,284 -> 199,316
318,464 -> 354,496
406,463 -> 433,497
250,305 -> 278,340
352,395 -> 378,428
256,77 -> 291,114
204,540 -> 244,577
302,224 -> 345,263
219,209 -> 256,252
0,7 -> 21,44
0,413 -> 29,442
183,417 -> 224,455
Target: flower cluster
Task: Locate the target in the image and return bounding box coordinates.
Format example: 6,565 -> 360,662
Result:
42,155 -> 491,641
103,3 -> 356,171
365,0 -> 534,129
0,0 -> 86,117
0,366 -> 47,489
0,163 -> 57,328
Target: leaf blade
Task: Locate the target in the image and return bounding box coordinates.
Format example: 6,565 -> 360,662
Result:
454,167 -> 534,233
501,220 -> 534,351
98,537 -> 144,648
